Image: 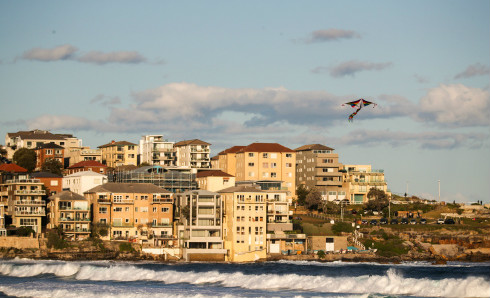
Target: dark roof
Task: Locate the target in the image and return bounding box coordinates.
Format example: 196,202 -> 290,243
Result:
68,160 -> 106,169
48,190 -> 86,201
219,185 -> 263,193
237,143 -> 295,153
36,142 -> 64,149
85,182 -> 171,194
98,141 -> 137,148
174,139 -> 211,147
0,163 -> 28,173
196,170 -> 234,178
31,172 -> 62,178
218,146 -> 245,155
295,144 -> 334,151
7,130 -> 68,141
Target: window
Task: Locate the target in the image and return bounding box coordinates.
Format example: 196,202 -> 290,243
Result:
114,195 -> 123,203
285,163 -> 292,168
262,153 -> 268,158
99,207 -> 107,214
99,218 -> 107,224
114,207 -> 122,212
153,207 -> 157,212
248,162 -> 254,167
248,153 -> 254,157
140,207 -> 148,212
323,158 -> 333,163
249,172 -> 255,177
162,207 -> 169,213
271,162 -> 277,168
51,180 -> 58,186
262,162 -> 268,168
286,153 -> 292,158
262,172 -> 269,178
125,207 -> 130,212
271,172 -> 277,178
46,149 -> 53,155
128,145 -> 135,150
270,153 -> 277,159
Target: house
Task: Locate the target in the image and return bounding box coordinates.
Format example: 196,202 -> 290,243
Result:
219,185 -> 267,262
47,191 -> 91,240
35,142 -> 64,171
98,140 -> 138,168
295,144 -> 345,202
175,190 -> 227,261
196,170 -> 235,192
0,163 -> 28,184
5,130 -> 81,159
65,146 -> 102,167
30,172 -> 62,195
139,135 -> 175,166
174,139 -> 211,169
86,183 -> 173,242
343,165 -> 390,204
65,160 -> 108,175
267,232 -> 307,255
62,171 -> 108,195
308,236 -> 348,253
215,146 -> 245,174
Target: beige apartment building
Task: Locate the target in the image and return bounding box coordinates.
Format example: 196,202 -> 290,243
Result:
215,146 -> 245,174
47,191 -> 91,240
5,130 -> 81,159
86,183 -> 173,241
175,190 -> 227,261
234,143 -> 296,198
295,144 -> 345,201
219,185 -> 268,262
196,170 -> 235,192
0,203 -> 6,236
139,135 -> 176,166
343,164 -> 390,204
65,146 -> 102,166
0,177 -> 46,234
174,139 -> 211,169
98,141 -> 138,168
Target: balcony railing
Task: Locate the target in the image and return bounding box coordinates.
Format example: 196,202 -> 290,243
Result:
6,179 -> 41,184
14,190 -> 46,195
113,199 -> 134,204
59,217 -> 91,222
15,200 -> 45,206
152,198 -> 173,204
63,228 -> 91,233
15,210 -> 46,216
112,222 -> 134,227
59,207 -> 90,211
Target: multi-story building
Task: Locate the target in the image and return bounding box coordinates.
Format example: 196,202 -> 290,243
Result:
30,172 -> 62,195
343,165 -> 390,204
47,190 -> 91,240
174,139 -> 211,169
295,144 -> 345,201
0,177 -> 46,234
196,170 -> 235,192
35,142 -> 64,170
265,190 -> 293,232
65,160 -> 108,175
215,146 -> 245,174
139,135 -> 176,166
0,163 -> 28,184
175,190 -> 227,261
234,143 -> 296,199
5,130 -> 81,159
219,185 -> 268,262
65,146 -> 102,166
0,203 -> 6,236
86,183 -> 173,241
98,141 -> 138,168
62,171 -> 108,195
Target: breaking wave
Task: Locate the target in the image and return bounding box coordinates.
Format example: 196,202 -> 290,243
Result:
0,262 -> 489,297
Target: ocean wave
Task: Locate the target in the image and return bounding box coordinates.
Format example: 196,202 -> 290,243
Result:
0,262 -> 489,297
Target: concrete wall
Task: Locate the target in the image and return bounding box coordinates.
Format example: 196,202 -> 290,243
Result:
0,236 -> 40,249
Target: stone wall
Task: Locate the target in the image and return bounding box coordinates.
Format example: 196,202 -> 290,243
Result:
0,236 -> 40,249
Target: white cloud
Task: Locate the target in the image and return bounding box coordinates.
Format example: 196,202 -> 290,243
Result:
77,51 -> 147,65
306,29 -> 361,43
22,44 -> 78,61
26,115 -> 98,131
316,60 -> 392,77
454,63 -> 490,79
417,84 -> 490,126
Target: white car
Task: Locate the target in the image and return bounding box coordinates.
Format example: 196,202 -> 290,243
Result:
437,218 -> 445,224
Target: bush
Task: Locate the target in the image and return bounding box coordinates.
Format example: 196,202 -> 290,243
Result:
119,242 -> 134,252
47,231 -> 68,249
317,250 -> 326,259
331,222 -> 354,235
15,226 -> 35,237
363,238 -> 409,257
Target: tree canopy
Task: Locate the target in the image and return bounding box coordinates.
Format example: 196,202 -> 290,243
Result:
296,184 -> 309,206
305,188 -> 322,211
366,188 -> 389,212
41,158 -> 63,176
12,148 -> 37,172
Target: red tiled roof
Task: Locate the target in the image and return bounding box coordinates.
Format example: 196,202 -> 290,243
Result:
98,140 -> 137,148
0,163 -> 28,173
218,146 -> 245,155
237,143 -> 295,153
196,170 -> 234,178
174,139 -> 211,147
68,160 -> 107,169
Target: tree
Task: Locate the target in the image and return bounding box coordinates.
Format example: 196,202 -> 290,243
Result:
366,188 -> 389,212
41,158 -> 63,175
296,184 -> 310,206
12,148 -> 36,172
305,188 -> 322,211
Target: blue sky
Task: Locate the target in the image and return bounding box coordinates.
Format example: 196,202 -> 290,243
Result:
1,1 -> 489,203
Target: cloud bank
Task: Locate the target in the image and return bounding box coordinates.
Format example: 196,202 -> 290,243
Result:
454,63 -> 490,79
306,29 -> 361,43
312,60 -> 393,77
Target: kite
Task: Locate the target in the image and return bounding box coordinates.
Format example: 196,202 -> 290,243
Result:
343,98 -> 377,121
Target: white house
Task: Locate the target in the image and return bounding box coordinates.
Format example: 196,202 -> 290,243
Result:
62,171 -> 108,195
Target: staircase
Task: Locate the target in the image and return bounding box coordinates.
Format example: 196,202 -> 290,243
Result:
352,230 -> 366,250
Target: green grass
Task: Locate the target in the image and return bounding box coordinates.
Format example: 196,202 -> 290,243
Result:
301,223 -> 333,236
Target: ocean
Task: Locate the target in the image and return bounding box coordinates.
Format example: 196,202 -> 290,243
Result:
0,258 -> 489,298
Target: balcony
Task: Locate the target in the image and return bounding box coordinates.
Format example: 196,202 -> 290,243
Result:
316,180 -> 342,186
14,189 -> 46,195
59,207 -> 90,211
15,210 -> 46,216
14,200 -> 45,206
59,217 -> 91,222
98,199 -> 111,204
152,198 -> 173,204
112,222 -> 134,227
64,228 -> 91,233
113,199 -> 134,204
6,179 -> 41,184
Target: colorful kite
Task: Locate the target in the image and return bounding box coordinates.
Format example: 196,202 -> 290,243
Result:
343,99 -> 377,121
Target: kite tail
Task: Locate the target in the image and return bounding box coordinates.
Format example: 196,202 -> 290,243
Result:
348,107 -> 362,122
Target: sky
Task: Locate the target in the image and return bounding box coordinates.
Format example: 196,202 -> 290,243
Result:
0,1 -> 489,203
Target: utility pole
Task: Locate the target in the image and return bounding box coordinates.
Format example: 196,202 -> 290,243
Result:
438,180 -> 441,201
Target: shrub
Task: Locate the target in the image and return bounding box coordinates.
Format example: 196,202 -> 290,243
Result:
331,222 -> 354,235
317,250 -> 326,259
119,242 -> 134,252
47,231 -> 68,249
16,226 -> 35,237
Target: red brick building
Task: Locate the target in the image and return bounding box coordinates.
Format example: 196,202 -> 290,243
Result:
30,172 -> 63,195
35,142 -> 64,171
65,160 -> 108,175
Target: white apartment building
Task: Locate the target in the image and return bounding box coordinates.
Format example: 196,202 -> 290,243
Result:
139,135 -> 176,166
174,139 -> 211,169
62,171 -> 108,196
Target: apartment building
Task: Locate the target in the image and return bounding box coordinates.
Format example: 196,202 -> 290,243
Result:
0,203 -> 6,236
234,143 -> 296,198
343,164 -> 390,204
98,141 -> 138,168
47,191 -> 91,240
62,171 -> 108,195
65,146 -> 102,166
86,183 -> 173,241
5,130 -> 81,159
30,172 -> 62,195
215,146 -> 245,174
219,185 -> 267,262
175,190 -> 227,261
139,135 -> 176,166
174,139 -> 211,169
65,160 -> 107,175
265,190 -> 293,232
0,177 -> 46,234
196,170 -> 235,192
295,144 -> 345,201
0,163 -> 27,184
35,142 -> 64,170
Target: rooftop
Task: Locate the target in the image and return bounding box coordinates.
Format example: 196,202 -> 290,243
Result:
68,160 -> 107,169
85,182 -> 171,194
196,170 -> 234,178
295,144 -> 334,151
174,139 -> 211,147
48,190 -> 86,201
0,163 -> 28,173
237,143 -> 295,153
98,140 -> 137,148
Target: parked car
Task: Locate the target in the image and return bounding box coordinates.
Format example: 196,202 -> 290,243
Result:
390,218 -> 399,225
401,218 -> 409,224
410,219 -> 417,225
370,219 -> 378,225
437,218 -> 445,224
420,218 -> 427,224
380,218 -> 388,225
444,218 -> 456,224
361,220 -> 368,225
